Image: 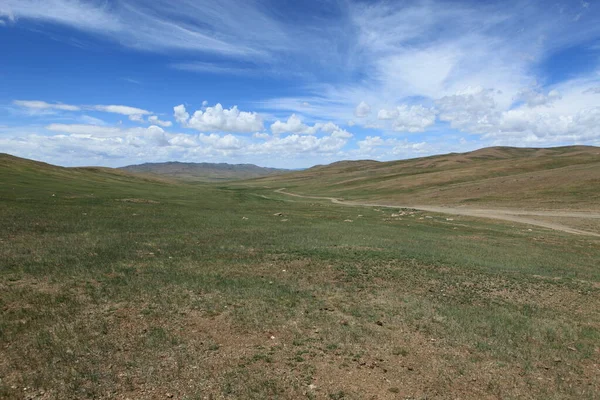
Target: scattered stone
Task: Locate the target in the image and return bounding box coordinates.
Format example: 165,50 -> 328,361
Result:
166,393 -> 174,398
273,212 -> 283,216
357,215 -> 363,217
281,219 -> 288,222
376,320 -> 384,326
554,358 -> 562,363
344,219 -> 353,222
242,217 -> 249,220
568,346 -> 577,352
308,384 -> 317,390
446,218 -> 454,221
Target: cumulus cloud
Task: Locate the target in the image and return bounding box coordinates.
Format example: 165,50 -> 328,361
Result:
271,114 -> 317,135
377,105 -> 437,132
1,120 -> 355,169
355,101 -> 371,118
436,86 -> 499,132
250,134 -> 348,155
175,103 -> 263,133
430,82 -> 600,145
356,136 -> 430,158
270,114 -> 353,138
515,88 -> 562,107
148,115 -> 173,127
174,105 -> 190,125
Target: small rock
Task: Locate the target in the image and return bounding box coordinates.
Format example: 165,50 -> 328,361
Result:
554,358 -> 562,363
376,320 -> 384,326
308,384 -> 317,390
567,346 -> 577,352
242,217 -> 249,220
166,393 -> 174,398
273,212 -> 283,216
344,219 -> 353,222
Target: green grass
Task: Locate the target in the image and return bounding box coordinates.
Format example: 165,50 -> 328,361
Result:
1,155 -> 599,399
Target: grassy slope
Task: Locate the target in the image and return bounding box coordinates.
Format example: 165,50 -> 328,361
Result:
251,146 -> 600,209
119,161 -> 289,182
1,154 -> 599,399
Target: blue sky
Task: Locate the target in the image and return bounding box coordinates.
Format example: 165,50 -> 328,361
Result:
1,0 -> 600,168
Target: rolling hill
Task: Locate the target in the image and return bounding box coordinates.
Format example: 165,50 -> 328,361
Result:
248,145 -> 600,210
119,161 -> 290,182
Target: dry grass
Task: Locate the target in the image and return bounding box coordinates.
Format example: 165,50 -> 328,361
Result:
1,152 -> 600,399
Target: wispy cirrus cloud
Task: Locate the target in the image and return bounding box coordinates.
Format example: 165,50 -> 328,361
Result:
1,0 -> 286,57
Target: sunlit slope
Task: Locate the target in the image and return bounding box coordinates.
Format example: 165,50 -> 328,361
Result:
0,153 -> 175,200
250,146 -> 600,209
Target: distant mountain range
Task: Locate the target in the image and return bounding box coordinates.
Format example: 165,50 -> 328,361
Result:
119,161 -> 291,182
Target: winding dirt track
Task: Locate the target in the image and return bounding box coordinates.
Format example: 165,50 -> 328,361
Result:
274,188 -> 600,237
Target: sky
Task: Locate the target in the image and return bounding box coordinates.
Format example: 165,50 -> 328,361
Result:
1,0 -> 600,168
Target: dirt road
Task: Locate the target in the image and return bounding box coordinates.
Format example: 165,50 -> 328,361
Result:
274,188 -> 600,237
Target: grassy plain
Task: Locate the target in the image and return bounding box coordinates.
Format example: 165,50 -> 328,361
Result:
1,153 -> 599,399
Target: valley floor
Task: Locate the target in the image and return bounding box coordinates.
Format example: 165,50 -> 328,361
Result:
1,173 -> 599,399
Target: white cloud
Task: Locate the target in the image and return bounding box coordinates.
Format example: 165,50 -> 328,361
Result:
13,100 -> 80,111
436,86 -> 499,132
197,133 -> 243,150
1,121 -> 354,168
249,134 -> 348,155
583,87 -> 600,94
148,115 -> 173,127
356,136 -> 431,158
173,103 -> 264,133
515,87 -> 562,107
79,115 -> 106,125
270,114 -> 353,138
174,105 -> 190,125
377,105 -> 437,132
271,114 -> 318,135
171,62 -> 255,75
92,105 -> 151,116
1,0 -> 287,57
354,101 -> 371,118
129,114 -> 145,123
12,100 -> 154,122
